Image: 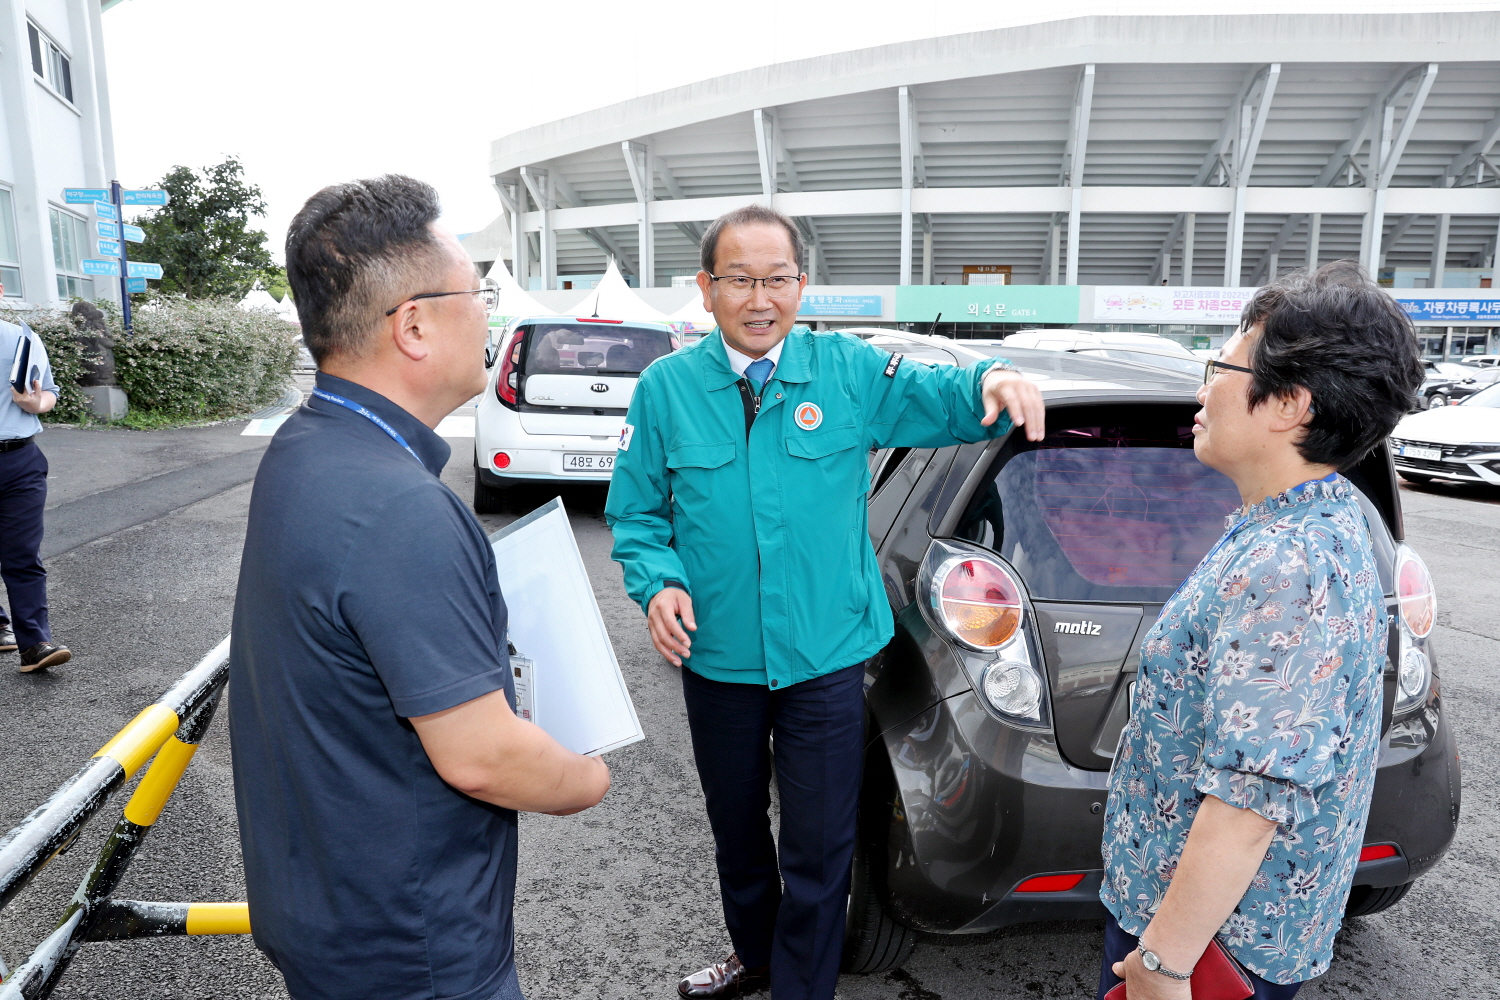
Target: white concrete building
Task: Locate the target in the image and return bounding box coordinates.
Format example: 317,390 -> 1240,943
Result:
0,0 -> 118,308
487,13 -> 1500,295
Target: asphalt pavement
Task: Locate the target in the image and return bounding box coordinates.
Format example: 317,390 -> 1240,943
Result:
0,412 -> 1496,1000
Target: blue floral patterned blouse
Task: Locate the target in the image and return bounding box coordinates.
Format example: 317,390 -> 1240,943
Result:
1100,475 -> 1388,985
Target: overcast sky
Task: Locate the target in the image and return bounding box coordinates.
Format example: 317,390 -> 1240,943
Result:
103,0 -> 1499,259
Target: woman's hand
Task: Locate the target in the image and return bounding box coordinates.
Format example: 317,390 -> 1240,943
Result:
1111,949 -> 1192,1000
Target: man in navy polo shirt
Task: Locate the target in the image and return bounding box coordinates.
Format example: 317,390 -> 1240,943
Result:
230,175 -> 610,1000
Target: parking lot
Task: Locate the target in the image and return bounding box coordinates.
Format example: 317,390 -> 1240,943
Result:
0,421 -> 1497,999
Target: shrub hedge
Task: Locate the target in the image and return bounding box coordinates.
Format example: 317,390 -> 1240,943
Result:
2,296 -> 297,423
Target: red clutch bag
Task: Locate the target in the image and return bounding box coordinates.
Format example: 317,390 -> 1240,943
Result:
1103,938 -> 1254,1000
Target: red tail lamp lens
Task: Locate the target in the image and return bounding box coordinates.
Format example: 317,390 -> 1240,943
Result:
1359,844 -> 1398,862
495,334 -> 523,407
491,452 -> 511,471
938,558 -> 1022,648
1016,873 -> 1086,893
1396,548 -> 1435,638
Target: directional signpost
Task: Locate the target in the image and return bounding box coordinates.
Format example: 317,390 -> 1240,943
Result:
64,182 -> 168,333
63,188 -> 110,204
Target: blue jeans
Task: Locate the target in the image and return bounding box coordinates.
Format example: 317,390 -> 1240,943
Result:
1097,914 -> 1301,1000
680,662 -> 866,1000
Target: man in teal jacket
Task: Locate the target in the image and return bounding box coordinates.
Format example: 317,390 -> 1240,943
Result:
606,205 -> 1043,1000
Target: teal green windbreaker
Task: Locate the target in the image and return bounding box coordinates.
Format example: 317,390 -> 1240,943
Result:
604,327 -> 1014,688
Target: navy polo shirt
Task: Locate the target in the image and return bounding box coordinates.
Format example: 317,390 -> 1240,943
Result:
229,372 -> 516,1000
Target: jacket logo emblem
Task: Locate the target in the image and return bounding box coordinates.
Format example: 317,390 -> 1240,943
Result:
590,383 -> 609,393
1054,620 -> 1103,635
794,402 -> 823,430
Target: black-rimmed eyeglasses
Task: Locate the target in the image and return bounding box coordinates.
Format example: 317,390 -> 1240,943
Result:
1203,358 -> 1254,386
707,273 -> 804,298
385,287 -> 499,317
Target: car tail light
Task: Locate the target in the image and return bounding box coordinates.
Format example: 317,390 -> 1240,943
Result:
1392,544 -> 1434,716
495,331 -> 524,408
1015,873 -> 1087,893
1396,545 -> 1435,638
1359,844 -> 1398,862
492,452 -> 511,471
574,317 -> 624,324
919,540 -> 1050,729
934,557 -> 1022,649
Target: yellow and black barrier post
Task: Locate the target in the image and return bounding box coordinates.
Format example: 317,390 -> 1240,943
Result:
0,635 -> 251,999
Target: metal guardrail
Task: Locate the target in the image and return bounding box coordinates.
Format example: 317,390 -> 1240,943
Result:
0,635 -> 250,998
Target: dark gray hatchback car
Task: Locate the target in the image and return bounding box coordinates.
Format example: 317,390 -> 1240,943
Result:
842,342 -> 1461,973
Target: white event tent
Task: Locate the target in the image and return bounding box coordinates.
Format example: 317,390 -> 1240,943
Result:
484,258 -> 550,323
569,259 -> 670,324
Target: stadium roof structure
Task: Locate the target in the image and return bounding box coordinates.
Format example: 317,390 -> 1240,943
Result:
488,12 -> 1500,290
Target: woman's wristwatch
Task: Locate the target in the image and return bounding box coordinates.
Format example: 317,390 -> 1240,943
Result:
1136,944 -> 1193,981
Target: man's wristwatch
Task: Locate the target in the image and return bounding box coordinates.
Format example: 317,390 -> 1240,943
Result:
1136,944 -> 1192,981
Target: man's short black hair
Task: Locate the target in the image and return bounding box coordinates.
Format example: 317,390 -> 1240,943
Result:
699,204 -> 805,275
1239,261 -> 1423,469
285,175 -> 452,363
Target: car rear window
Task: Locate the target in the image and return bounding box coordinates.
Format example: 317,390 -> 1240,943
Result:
954,405 -> 1242,603
522,323 -> 674,376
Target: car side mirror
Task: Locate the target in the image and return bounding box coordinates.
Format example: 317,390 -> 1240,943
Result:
485,345 -> 497,369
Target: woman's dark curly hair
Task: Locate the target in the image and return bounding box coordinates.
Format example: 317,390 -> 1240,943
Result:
1239,261 -> 1423,469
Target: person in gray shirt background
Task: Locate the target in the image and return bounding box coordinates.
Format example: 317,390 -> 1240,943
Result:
0,283 -> 72,673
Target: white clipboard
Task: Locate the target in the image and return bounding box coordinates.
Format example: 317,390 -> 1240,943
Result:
489,498 -> 644,756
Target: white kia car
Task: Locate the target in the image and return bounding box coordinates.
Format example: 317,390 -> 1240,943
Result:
473,316 -> 679,512
1389,381 -> 1500,487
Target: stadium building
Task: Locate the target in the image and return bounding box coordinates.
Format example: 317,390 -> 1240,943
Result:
485,12 -> 1500,355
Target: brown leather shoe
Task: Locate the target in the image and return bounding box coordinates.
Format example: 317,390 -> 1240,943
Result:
677,953 -> 769,998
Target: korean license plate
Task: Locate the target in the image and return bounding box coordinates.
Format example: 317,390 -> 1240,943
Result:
562,453 -> 615,472
1401,445 -> 1442,462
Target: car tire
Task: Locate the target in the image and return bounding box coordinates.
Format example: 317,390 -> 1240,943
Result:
1343,881 -> 1415,918
1398,471 -> 1434,484
473,466 -> 510,514
1427,393 -> 1448,409
842,836 -> 917,974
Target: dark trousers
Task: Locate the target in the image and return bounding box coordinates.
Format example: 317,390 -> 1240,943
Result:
680,663 -> 866,1000
1097,914 -> 1302,1000
0,441 -> 50,649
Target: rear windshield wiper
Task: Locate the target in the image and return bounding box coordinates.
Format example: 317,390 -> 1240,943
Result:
595,368 -> 641,375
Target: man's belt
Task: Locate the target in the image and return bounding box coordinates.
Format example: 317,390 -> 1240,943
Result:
0,436 -> 35,452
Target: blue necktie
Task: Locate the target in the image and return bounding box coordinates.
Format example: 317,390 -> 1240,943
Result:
745,357 -> 774,395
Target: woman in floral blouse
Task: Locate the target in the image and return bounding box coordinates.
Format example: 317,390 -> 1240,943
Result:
1097,263 -> 1423,1000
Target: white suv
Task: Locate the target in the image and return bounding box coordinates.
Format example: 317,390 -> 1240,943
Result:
473,316 -> 678,512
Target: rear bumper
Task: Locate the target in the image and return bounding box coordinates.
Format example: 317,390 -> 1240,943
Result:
476,465 -> 611,486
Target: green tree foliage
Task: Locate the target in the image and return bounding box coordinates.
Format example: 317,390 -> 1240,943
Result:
133,157 -> 277,299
